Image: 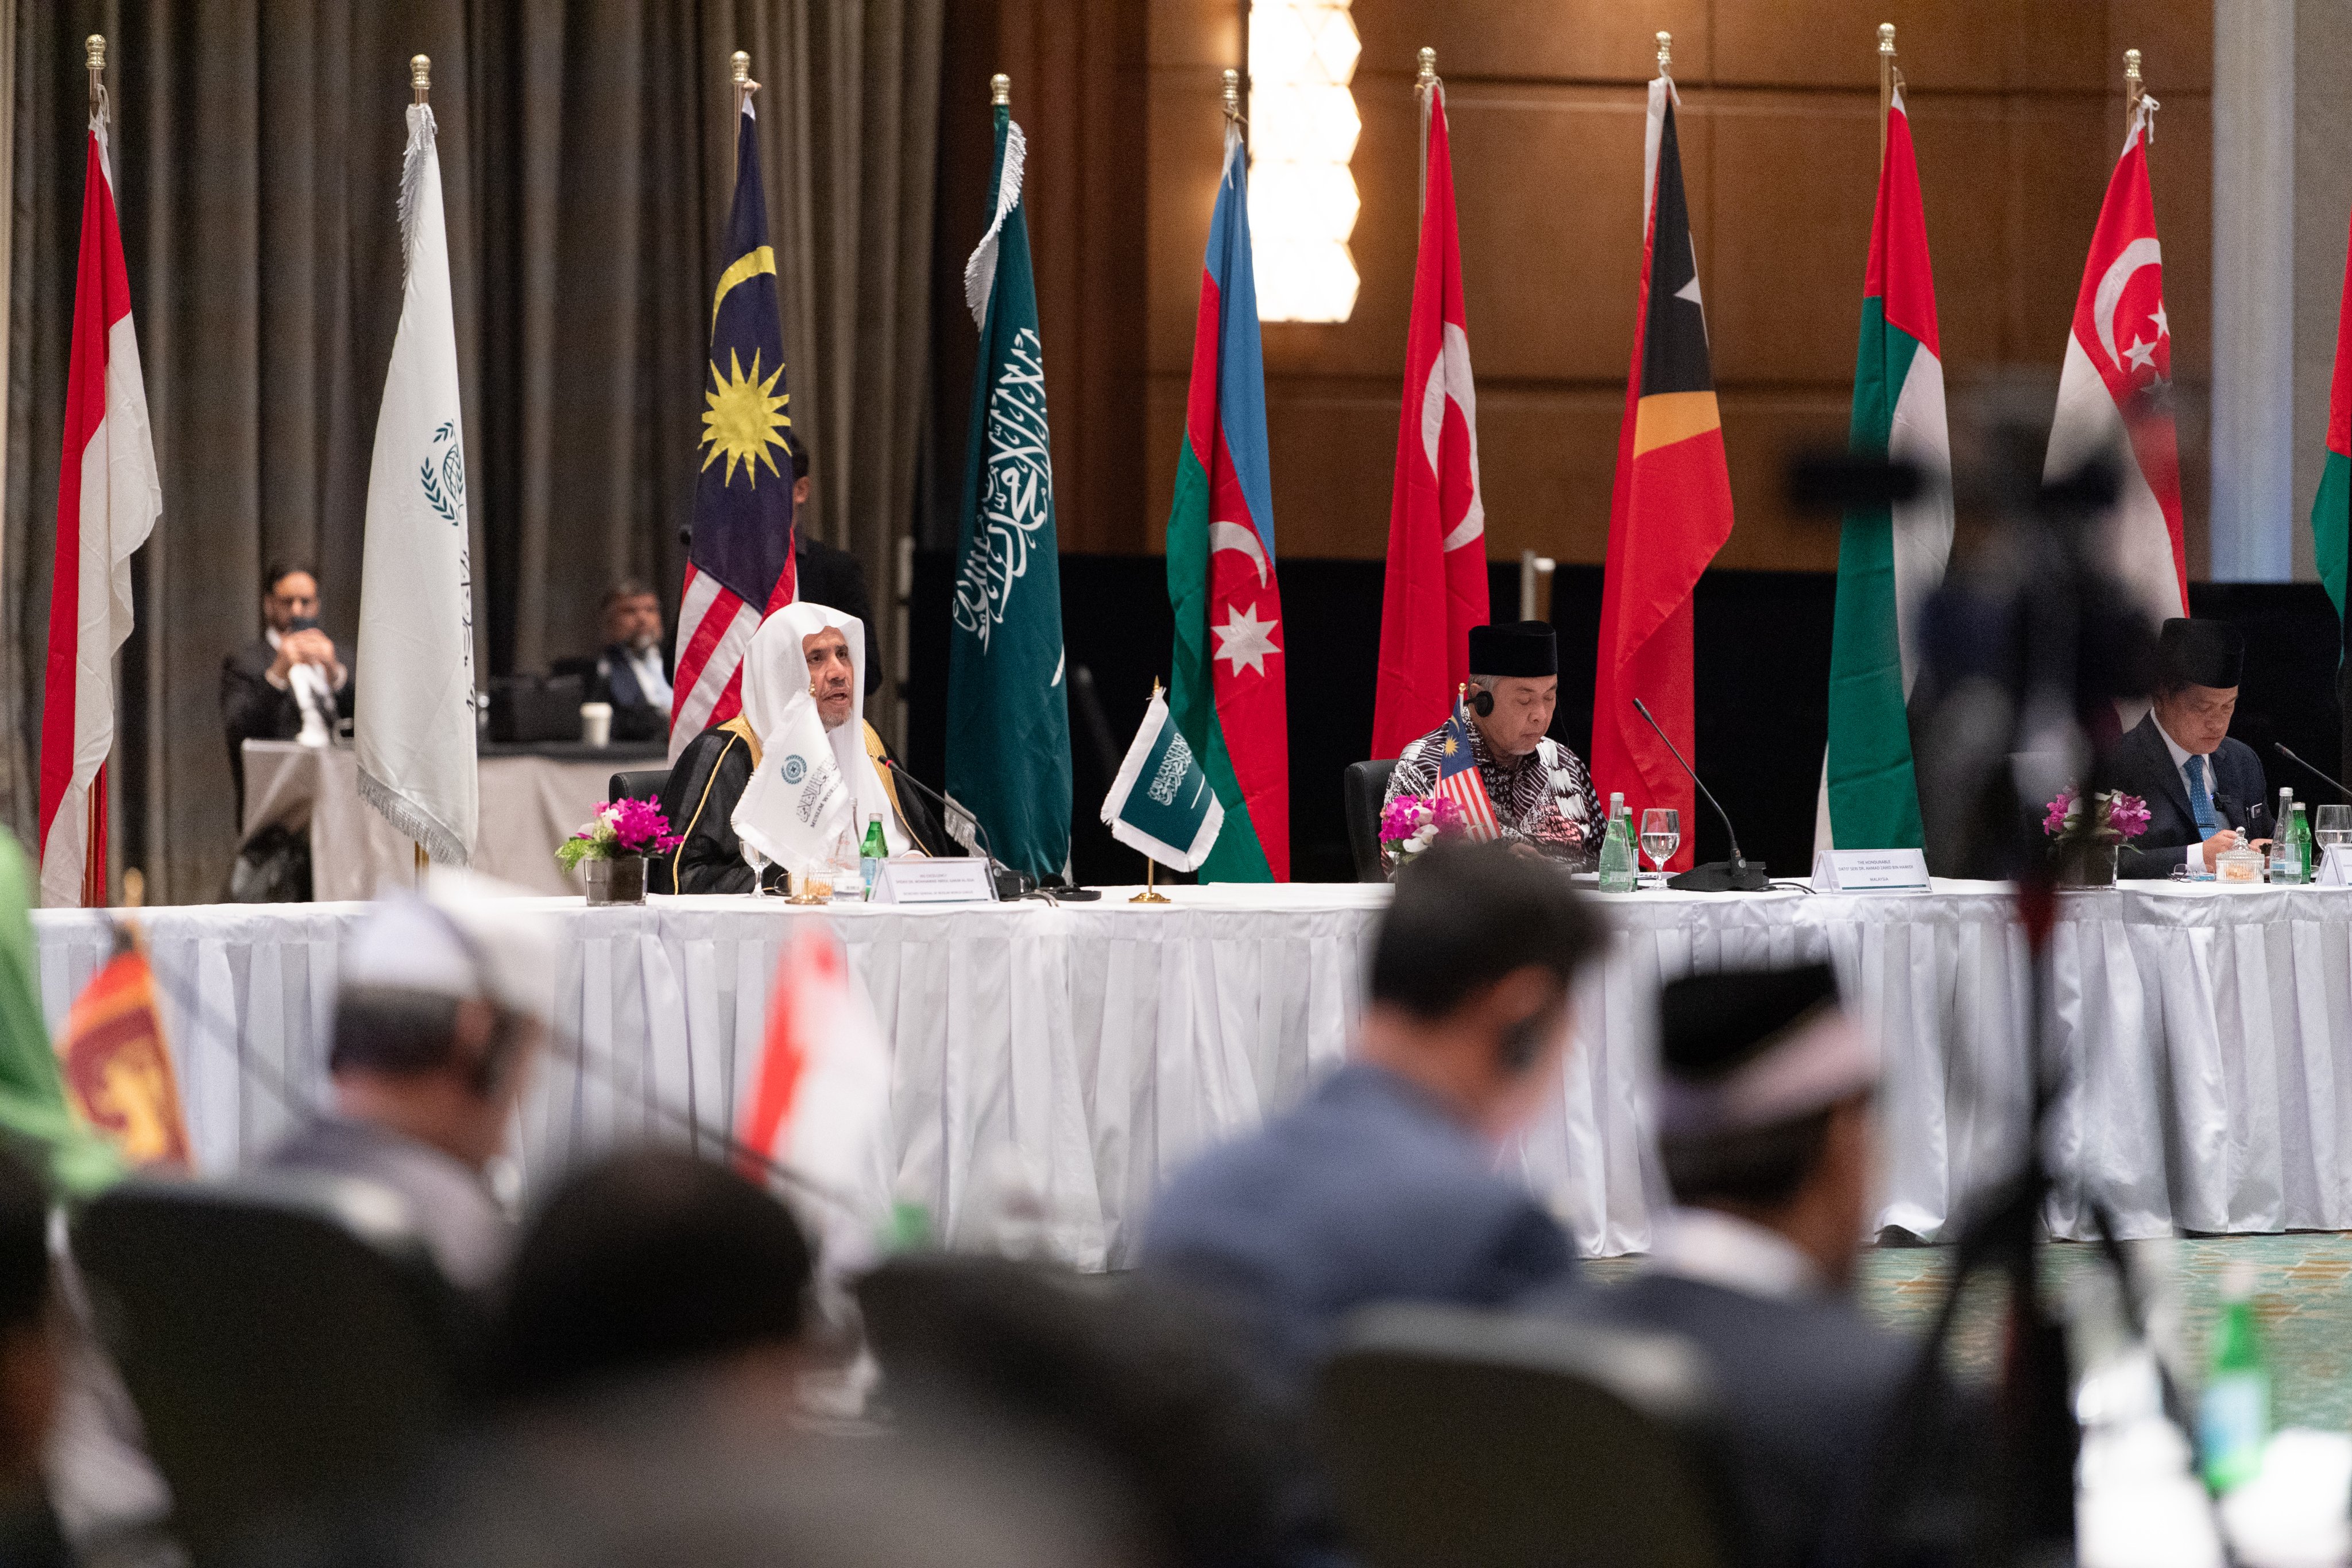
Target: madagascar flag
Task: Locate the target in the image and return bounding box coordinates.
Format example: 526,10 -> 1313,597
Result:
1590,73 -> 1733,871
1165,121 -> 1286,880
2315,201 -> 2352,677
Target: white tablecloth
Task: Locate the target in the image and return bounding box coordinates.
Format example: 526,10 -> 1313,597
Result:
33,880 -> 2352,1264
239,741 -> 635,898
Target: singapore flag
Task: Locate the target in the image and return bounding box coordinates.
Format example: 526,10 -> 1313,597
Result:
2044,97 -> 2185,628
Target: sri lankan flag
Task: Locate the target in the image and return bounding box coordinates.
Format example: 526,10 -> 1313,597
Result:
1820,84 -> 1951,854
1589,71 -> 1733,873
56,933 -> 188,1168
2315,202 -> 2352,685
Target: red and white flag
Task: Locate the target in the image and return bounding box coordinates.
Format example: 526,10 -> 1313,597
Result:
737,923 -> 894,1271
38,99 -> 160,908
1371,84 -> 1488,759
2045,97 -> 2185,628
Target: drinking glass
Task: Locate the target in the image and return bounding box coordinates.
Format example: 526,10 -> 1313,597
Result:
1639,808 -> 1680,885
2316,804 -> 2352,851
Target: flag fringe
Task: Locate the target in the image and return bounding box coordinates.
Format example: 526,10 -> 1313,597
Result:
962,121 -> 1027,327
397,105 -> 437,285
357,766 -> 469,867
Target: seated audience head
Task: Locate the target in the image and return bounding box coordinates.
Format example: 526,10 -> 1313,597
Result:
738,600 -> 864,739
261,562 -> 319,633
1655,963 -> 1878,1288
1464,621 -> 1559,758
0,1147 -> 53,1492
1362,841 -> 1601,1135
497,1147 -> 812,1400
2152,617 -> 2243,758
600,580 -> 663,655
331,878 -> 554,1171
791,442 -> 812,511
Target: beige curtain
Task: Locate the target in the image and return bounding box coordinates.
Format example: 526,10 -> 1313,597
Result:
1,0 -> 941,903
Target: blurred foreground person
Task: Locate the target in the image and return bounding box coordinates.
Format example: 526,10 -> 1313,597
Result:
1143,842 -> 1600,1396
0,1147 -> 68,1567
494,1148 -> 811,1403
860,1254 -> 1293,1568
1542,963 -> 1911,1568
264,882 -> 552,1295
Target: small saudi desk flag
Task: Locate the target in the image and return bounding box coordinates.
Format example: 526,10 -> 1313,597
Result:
1100,688 -> 1223,874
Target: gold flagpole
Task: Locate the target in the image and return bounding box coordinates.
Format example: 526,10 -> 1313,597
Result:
1877,24 -> 1894,163
1131,678 -> 1171,904
86,33 -> 103,121
2123,48 -> 2142,135
729,51 -> 759,194
1415,48 -> 1437,225
1656,30 -> 1672,83
1223,66 -> 1240,130
82,35 -> 106,907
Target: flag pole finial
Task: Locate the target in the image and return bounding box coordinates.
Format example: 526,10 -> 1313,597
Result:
1417,47 -> 1437,88
730,50 -> 759,116
1221,67 -> 1240,123
1878,22 -> 1895,55
86,34 -> 105,118
411,55 -> 431,106
991,72 -> 1012,107
1655,31 -> 1672,78
1877,25 -> 1895,160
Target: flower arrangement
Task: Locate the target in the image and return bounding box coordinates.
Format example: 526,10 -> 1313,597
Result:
1379,793 -> 1466,865
557,797 -> 683,871
2042,787 -> 2151,845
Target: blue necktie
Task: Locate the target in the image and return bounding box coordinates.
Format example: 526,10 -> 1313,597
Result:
2185,756 -> 2220,835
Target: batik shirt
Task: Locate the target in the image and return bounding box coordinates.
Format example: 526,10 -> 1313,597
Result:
1381,720 -> 1599,873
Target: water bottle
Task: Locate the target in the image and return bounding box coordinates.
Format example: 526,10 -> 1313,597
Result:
1597,792 -> 1638,893
860,811 -> 888,899
2199,1261 -> 2270,1493
2289,802 -> 2314,885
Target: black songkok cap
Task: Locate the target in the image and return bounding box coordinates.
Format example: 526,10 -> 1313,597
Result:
1466,621 -> 1557,679
1658,963 -> 1840,1082
2158,618 -> 2242,690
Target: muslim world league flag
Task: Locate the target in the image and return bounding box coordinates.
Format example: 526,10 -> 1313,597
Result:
947,98 -> 1071,880
1820,85 -> 1951,854
1165,121 -> 1287,882
1100,688 -> 1223,873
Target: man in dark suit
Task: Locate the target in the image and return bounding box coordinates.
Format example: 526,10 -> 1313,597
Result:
788,448 -> 883,696
1140,842 -> 1601,1400
564,580 -> 673,743
1540,964 -> 1927,1568
2110,617 -> 2272,877
220,563 -> 351,820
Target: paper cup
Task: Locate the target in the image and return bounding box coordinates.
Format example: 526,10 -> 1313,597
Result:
580,702 -> 613,747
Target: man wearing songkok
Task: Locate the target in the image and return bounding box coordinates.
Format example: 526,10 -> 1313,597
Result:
1379,621 -> 1596,872
656,602 -> 949,895
1142,842 -> 1600,1399
264,875 -> 553,1295
2110,617 -> 2272,877
1539,963 -> 1915,1568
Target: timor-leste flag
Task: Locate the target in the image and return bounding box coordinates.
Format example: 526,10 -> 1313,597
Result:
56,939 -> 189,1168
2312,200 -> 2352,696
1590,73 -> 1732,872
1165,119 -> 1286,881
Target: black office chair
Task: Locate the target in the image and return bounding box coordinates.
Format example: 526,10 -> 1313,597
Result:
1315,1302 -> 1736,1568
72,1172 -> 474,1565
610,768 -> 670,804
1343,760 -> 1397,882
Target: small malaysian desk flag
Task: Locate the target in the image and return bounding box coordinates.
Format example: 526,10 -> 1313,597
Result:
1434,694 -> 1502,842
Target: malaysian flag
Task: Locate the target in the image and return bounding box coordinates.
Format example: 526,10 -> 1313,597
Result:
1434,695 -> 1501,842
670,97 -> 797,760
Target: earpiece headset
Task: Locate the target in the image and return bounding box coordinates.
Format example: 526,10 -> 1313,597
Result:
1468,683 -> 1495,718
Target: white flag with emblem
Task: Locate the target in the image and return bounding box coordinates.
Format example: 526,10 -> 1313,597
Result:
356,102 -> 478,864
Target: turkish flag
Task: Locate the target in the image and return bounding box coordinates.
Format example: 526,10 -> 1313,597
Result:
2044,100 -> 2186,627
1371,87 -> 1488,759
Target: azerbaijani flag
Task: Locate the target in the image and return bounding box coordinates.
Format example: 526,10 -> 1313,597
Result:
2313,202 -> 2352,666
1819,84 -> 1952,854
1165,119 -> 1286,881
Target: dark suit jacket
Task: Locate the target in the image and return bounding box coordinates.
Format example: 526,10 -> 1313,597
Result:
221,634 -> 353,815
557,642 -> 672,744
1140,1063 -> 1576,1400
1546,1272 -> 1920,1568
2109,712 -> 2272,877
795,535 -> 882,695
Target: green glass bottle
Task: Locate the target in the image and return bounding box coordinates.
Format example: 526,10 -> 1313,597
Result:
1598,792 -> 1638,893
860,812 -> 888,899
2198,1261 -> 2270,1493
2290,802 -> 2314,885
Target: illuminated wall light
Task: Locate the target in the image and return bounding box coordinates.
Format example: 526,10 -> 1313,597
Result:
1248,0 -> 1361,322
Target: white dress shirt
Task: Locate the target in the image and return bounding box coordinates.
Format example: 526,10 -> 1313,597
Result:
623,644 -> 671,708
1645,1205 -> 1824,1302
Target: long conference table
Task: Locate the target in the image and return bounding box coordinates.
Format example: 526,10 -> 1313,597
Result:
30,879 -> 2352,1267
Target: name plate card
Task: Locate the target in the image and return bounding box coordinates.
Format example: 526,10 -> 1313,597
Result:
871,857 -> 998,905
1810,848 -> 1933,895
2320,845 -> 2352,888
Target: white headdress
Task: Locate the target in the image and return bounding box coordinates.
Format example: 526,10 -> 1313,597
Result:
730,602 -> 908,876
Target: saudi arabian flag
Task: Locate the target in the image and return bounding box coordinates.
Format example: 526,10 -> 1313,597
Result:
947,94 -> 1072,882
2313,204 -> 2352,675
1820,86 -> 1952,854
1101,688 -> 1223,873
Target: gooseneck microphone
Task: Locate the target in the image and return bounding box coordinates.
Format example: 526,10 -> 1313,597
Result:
877,756 -> 1036,900
1629,697 -> 1771,893
2273,742 -> 2352,802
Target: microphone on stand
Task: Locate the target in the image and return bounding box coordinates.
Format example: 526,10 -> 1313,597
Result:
2273,742 -> 2352,802
876,756 -> 1036,901
1630,697 -> 1771,893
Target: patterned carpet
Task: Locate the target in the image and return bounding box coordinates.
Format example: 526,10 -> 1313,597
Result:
1589,1233 -> 2352,1427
